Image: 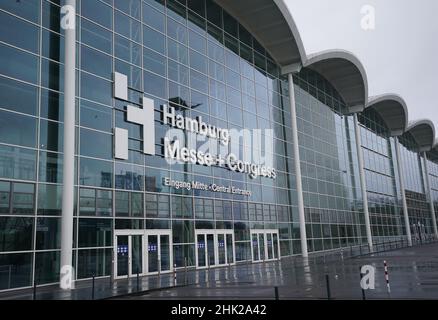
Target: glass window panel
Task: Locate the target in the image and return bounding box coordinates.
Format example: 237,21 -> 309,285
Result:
36,217 -> 60,250
81,19 -> 112,54
41,58 -> 64,92
35,251 -> 59,285
81,0 -> 113,29
80,100 -> 112,132
0,11 -> 39,53
81,45 -> 112,79
80,129 -> 112,160
0,110 -> 37,148
78,218 -> 112,248
114,10 -> 141,42
143,47 -> 166,76
172,220 -> 194,244
115,59 -> 142,90
37,184 -> 62,216
115,34 -> 142,66
0,76 -> 38,115
77,248 -> 112,278
81,72 -> 112,105
0,0 -> 40,23
79,158 -> 113,188
0,43 -> 38,84
0,253 -> 32,290
0,181 -> 10,214
167,18 -> 187,44
143,3 -> 165,32
144,70 -> 167,98
189,49 -> 207,73
0,217 -> 33,252
143,25 -> 165,54
39,119 -> 63,152
40,89 -> 64,121
12,183 -> 34,215
0,145 -> 36,181
115,0 -> 141,20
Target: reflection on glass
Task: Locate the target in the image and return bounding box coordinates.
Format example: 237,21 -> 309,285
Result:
160,234 -> 170,271
207,234 -> 215,266
226,234 -> 234,264
217,234 -> 225,265
197,234 -> 206,267
131,235 -> 142,275
148,235 -> 158,272
252,234 -> 259,261
267,233 -> 273,260
117,235 -> 128,277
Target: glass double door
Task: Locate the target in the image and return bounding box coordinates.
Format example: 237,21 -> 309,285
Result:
250,229 -> 280,262
114,230 -> 173,279
195,230 -> 235,269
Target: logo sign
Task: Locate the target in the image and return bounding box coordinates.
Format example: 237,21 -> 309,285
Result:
113,72 -> 277,180
360,265 -> 375,290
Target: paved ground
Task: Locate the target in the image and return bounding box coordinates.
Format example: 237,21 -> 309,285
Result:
115,242 -> 438,300
2,240 -> 438,300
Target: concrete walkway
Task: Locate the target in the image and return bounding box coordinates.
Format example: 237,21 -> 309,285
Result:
2,241 -> 438,300
116,242 -> 438,300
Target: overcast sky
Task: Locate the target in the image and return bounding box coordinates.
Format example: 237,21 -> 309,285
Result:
284,0 -> 438,138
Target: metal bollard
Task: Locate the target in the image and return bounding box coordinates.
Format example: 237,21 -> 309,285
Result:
359,267 -> 366,300
274,286 -> 279,300
359,244 -> 362,255
91,274 -> 95,300
184,258 -> 188,285
173,264 -> 177,285
137,269 -> 140,292
325,274 -> 331,300
33,279 -> 37,300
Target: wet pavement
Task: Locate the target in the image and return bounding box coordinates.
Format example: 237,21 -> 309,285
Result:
2,240 -> 438,300
115,242 -> 438,300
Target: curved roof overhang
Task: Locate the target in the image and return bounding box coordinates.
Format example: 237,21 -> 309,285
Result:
405,120 -> 436,152
214,1 -> 368,114
304,50 -> 368,114
366,94 -> 409,136
214,0 -> 438,152
214,0 -> 305,66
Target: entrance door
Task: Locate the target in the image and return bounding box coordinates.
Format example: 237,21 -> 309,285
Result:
195,230 -> 235,269
114,230 -> 144,279
250,229 -> 280,262
145,230 -> 173,275
114,230 -> 173,279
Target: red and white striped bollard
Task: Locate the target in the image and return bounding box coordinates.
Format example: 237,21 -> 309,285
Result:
383,260 -> 391,294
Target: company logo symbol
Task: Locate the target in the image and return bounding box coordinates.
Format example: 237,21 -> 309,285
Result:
113,72 -> 155,159
113,72 -> 276,180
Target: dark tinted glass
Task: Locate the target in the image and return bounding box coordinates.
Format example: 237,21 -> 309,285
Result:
0,77 -> 38,115
0,217 -> 33,252
0,11 -> 39,53
0,44 -> 38,83
0,0 -> 40,22
82,0 -> 113,29
0,110 -> 37,147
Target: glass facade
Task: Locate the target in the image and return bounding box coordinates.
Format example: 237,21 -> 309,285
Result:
0,0 -> 437,292
358,109 -> 404,241
294,69 -> 365,252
